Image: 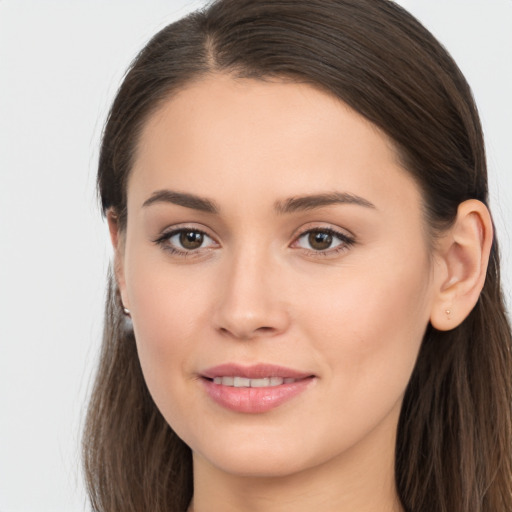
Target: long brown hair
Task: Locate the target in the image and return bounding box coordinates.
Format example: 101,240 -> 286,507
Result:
83,1 -> 512,510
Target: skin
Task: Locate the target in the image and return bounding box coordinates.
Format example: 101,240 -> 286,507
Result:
110,74 -> 493,512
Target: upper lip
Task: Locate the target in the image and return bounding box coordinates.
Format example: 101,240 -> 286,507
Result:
201,363 -> 314,380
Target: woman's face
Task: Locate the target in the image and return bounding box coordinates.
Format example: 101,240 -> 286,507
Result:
117,75 -> 440,479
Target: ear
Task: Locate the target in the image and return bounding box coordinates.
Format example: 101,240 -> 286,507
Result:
430,199 -> 493,331
107,209 -> 129,310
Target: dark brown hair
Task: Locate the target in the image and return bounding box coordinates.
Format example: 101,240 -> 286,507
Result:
83,1 -> 512,511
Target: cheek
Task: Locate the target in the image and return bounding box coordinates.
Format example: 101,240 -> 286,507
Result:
299,251 -> 432,401
127,245 -> 211,343
124,254 -> 214,409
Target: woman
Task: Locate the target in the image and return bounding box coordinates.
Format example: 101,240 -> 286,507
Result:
82,0 -> 512,511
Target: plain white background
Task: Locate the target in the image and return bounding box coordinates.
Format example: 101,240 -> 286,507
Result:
0,1 -> 510,511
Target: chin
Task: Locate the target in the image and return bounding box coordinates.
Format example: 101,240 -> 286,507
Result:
197,445 -> 312,479
186,421 -> 341,480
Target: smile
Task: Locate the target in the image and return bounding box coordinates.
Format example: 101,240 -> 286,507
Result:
212,376 -> 298,387
200,364 -> 316,413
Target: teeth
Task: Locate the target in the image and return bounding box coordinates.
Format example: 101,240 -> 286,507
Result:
234,376 -> 251,387
250,378 -> 270,387
212,376 -> 296,387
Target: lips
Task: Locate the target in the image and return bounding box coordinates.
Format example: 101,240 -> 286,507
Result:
201,363 -> 312,380
200,363 -> 315,413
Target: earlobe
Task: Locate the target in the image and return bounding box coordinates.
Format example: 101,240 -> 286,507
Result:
430,200 -> 493,331
107,209 -> 130,310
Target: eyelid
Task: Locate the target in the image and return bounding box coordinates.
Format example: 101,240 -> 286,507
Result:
290,221 -> 355,240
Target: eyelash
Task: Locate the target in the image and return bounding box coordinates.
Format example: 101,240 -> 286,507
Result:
153,226 -> 355,258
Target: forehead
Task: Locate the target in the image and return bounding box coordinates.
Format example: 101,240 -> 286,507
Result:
129,74 -> 421,215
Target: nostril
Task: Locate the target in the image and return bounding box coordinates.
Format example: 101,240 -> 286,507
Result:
256,326 -> 275,333
217,325 -> 277,340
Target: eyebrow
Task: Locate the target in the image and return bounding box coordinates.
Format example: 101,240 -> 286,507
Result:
274,192 -> 376,214
141,189 -> 375,214
142,190 -> 219,213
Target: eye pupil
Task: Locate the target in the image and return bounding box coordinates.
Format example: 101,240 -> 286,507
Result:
180,230 -> 204,249
308,231 -> 332,250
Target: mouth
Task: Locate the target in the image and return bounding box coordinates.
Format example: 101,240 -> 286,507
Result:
209,376 -> 301,387
200,363 -> 316,413
201,362 -> 313,380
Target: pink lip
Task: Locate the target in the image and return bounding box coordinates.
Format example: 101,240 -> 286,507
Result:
200,363 -> 316,414
201,363 -> 312,380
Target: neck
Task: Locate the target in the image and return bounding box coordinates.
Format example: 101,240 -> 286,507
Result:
189,408 -> 404,512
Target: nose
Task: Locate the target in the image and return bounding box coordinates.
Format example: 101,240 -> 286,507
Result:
212,247 -> 291,341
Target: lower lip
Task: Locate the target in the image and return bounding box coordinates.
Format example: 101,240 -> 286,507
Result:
201,377 -> 315,413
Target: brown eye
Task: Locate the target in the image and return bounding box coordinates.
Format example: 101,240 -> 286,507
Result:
179,230 -> 204,249
155,228 -> 217,255
308,231 -> 333,250
294,228 -> 353,254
